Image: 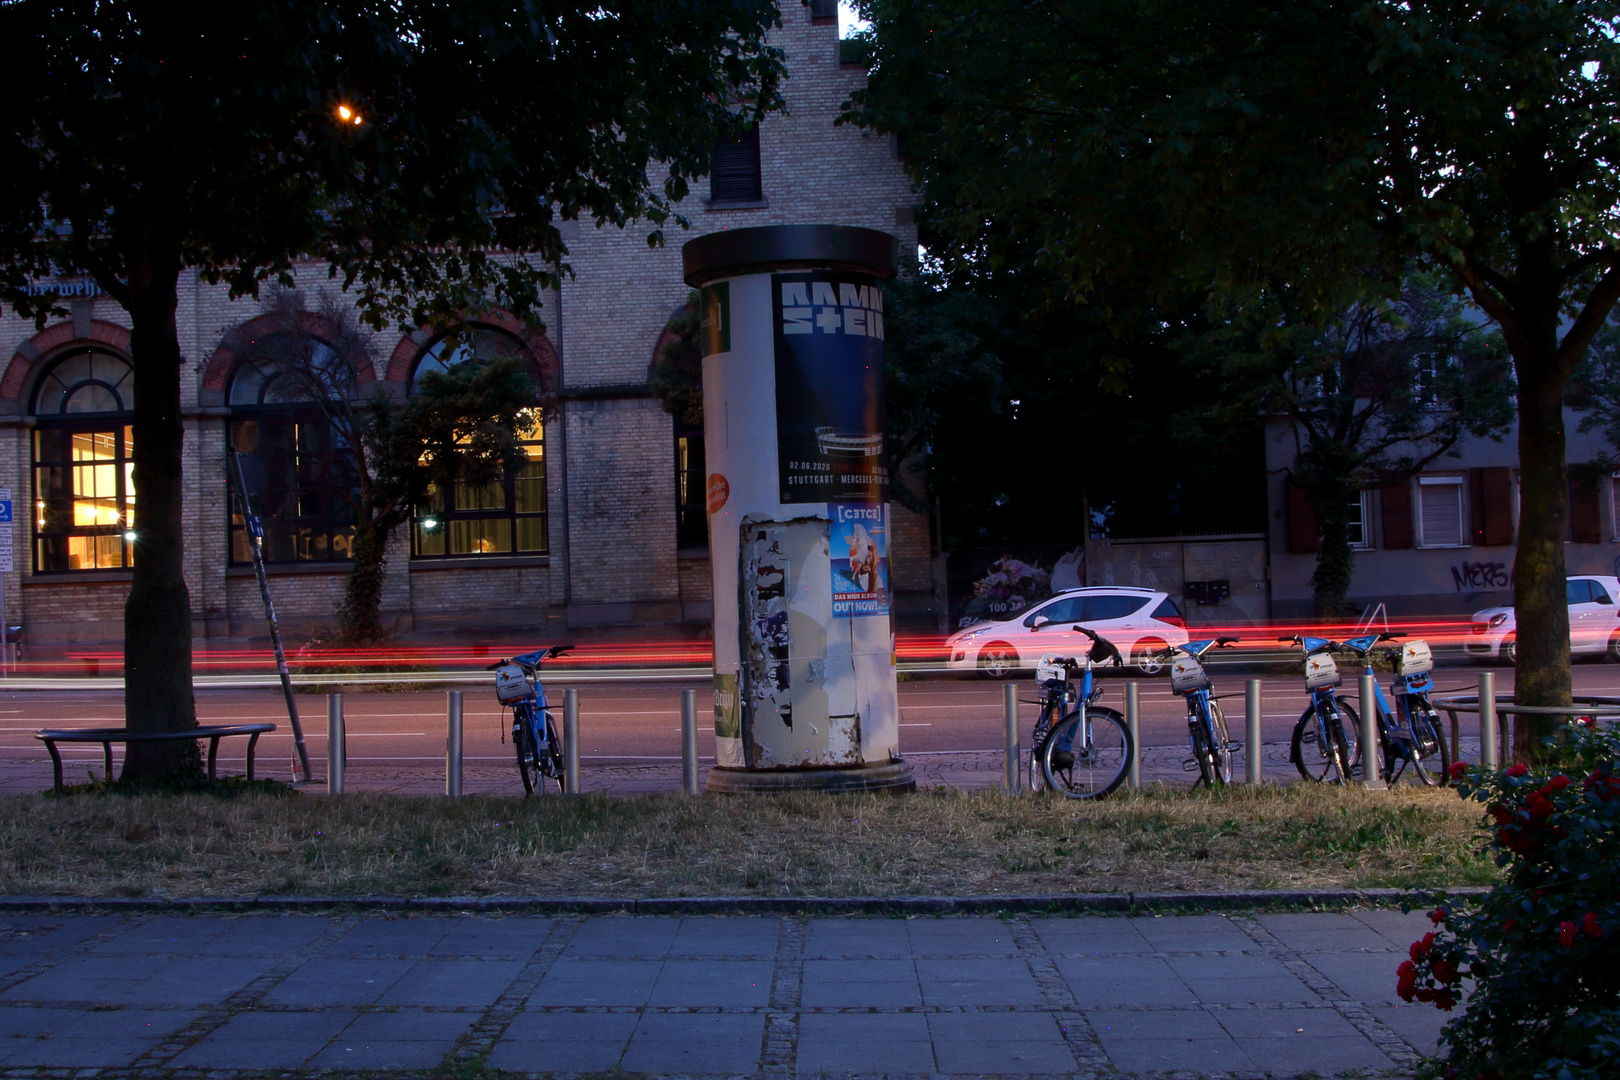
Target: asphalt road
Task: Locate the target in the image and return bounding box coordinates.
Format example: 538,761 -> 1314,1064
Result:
0,660 -> 1614,791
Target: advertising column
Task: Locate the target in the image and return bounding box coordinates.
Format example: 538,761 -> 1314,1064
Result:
683,225 -> 914,792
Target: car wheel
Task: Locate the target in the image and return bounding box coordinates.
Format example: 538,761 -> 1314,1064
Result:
1132,638 -> 1167,676
1608,633 -> 1620,664
977,643 -> 1019,679
1505,640 -> 1517,666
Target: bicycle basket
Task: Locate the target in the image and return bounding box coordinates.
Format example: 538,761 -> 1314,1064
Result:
494,663 -> 532,704
1170,654 -> 1210,693
1035,655 -> 1070,684
1394,639 -> 1434,676
1303,651 -> 1340,690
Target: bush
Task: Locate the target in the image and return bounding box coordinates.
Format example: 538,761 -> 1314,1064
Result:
1408,722 -> 1620,1079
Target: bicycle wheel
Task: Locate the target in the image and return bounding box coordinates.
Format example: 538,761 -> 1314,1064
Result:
1209,700 -> 1234,785
542,713 -> 568,794
513,708 -> 541,796
1040,707 -> 1131,799
1291,697 -> 1360,784
1397,705 -> 1450,787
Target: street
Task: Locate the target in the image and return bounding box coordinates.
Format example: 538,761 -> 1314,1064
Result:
0,660 -> 1610,795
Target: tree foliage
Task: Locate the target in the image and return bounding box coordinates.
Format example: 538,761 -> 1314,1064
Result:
1197,276 -> 1514,615
0,0 -> 785,778
848,0 -> 1620,753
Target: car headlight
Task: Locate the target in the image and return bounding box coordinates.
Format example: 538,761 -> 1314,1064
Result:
1489,613 -> 1508,629
956,627 -> 992,642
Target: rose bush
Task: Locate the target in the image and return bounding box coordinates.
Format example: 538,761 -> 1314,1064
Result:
1408,723 -> 1620,1079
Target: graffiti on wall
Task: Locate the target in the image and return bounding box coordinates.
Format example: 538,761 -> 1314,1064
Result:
1451,561 -> 1512,592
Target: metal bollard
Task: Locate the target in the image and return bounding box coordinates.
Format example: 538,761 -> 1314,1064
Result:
1003,682 -> 1019,794
1359,673 -> 1385,789
1480,671 -> 1498,769
564,688 -> 580,794
446,690 -> 463,798
680,688 -> 699,795
1245,678 -> 1263,785
1125,681 -> 1141,790
327,693 -> 344,795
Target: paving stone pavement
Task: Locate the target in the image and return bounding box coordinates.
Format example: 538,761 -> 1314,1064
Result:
0,908 -> 1448,1078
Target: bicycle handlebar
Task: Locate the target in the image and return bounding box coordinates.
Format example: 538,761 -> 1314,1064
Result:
486,644 -> 575,671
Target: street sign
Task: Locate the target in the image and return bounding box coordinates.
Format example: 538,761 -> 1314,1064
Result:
0,488 -> 12,523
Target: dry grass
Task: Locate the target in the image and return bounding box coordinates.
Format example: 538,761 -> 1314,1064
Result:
0,784 -> 1497,899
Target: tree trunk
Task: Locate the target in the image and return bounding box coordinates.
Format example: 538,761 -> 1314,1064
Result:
1307,484 -> 1355,618
1512,352 -> 1573,763
121,264 -> 200,781
338,518 -> 390,644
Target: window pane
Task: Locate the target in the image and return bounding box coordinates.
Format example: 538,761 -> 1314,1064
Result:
1419,482 -> 1463,546
415,521 -> 446,556
515,516 -> 547,552
1568,579 -> 1593,605
448,518 -> 510,555
513,461 -> 545,513
1346,495 -> 1366,547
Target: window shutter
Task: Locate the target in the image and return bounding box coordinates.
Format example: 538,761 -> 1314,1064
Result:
1380,483 -> 1413,549
809,0 -> 838,22
1571,478 -> 1602,543
709,126 -> 762,203
1287,479 -> 1318,554
1470,467 -> 1513,546
1418,480 -> 1465,546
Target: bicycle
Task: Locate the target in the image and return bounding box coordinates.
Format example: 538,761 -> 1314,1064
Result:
1280,634 -> 1360,785
1028,626 -> 1133,799
1335,633 -> 1452,786
1158,636 -> 1242,787
489,644 -> 573,795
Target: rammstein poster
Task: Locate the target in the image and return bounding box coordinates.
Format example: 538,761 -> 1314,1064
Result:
772,272 -> 888,504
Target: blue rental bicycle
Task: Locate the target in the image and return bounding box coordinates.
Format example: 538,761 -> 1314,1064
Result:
1280,634 -> 1360,784
1031,626 -> 1133,799
489,645 -> 573,795
1335,633 -> 1452,786
1157,637 -> 1242,787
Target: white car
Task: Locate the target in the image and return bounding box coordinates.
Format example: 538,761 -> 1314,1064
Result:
1465,575 -> 1620,663
945,586 -> 1190,677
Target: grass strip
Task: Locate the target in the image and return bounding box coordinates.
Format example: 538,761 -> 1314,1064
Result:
0,784 -> 1496,899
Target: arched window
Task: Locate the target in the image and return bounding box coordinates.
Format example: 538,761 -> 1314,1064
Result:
31,349 -> 135,571
227,335 -> 358,564
410,326 -> 547,558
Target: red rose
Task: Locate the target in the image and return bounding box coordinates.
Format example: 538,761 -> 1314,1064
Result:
1449,761 -> 1467,781
1434,988 -> 1457,1011
1415,987 -> 1435,1002
1410,933 -> 1435,961
1489,805 -> 1514,825
1432,958 -> 1458,983
1502,919 -> 1518,933
1396,959 -> 1417,1001
1584,912 -> 1603,938
1529,795 -> 1554,820
1559,921 -> 1577,948
1547,774 -> 1571,790
1507,763 -> 1529,777
1429,908 -> 1447,925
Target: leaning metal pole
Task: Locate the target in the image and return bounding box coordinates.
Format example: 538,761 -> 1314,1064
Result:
228,447 -> 312,784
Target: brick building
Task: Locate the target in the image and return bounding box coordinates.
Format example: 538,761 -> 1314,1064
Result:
0,5 -> 930,651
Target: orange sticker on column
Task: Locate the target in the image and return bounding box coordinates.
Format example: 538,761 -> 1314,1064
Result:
705,473 -> 730,515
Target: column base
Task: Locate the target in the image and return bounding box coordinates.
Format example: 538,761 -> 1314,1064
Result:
705,760 -> 916,794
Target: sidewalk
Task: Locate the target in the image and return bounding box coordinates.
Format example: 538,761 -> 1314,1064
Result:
0,908 -> 1444,1077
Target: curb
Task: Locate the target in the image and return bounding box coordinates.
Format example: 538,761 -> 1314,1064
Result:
0,887 -> 1491,916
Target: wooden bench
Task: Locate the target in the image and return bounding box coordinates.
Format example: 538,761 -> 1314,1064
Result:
34,724 -> 277,792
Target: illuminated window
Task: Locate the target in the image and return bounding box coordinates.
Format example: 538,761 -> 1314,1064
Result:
31,350 -> 135,571
409,327 -> 547,558
227,339 -> 358,564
